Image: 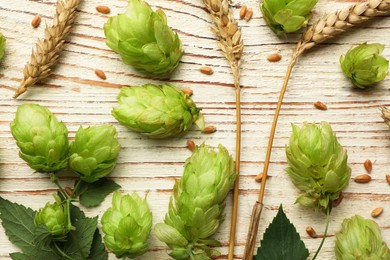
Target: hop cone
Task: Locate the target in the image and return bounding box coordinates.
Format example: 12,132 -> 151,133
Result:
101,192 -> 152,259
155,144 -> 236,259
335,215 -> 390,259
112,84 -> 205,138
34,196 -> 74,241
69,125 -> 120,183
340,43 -> 389,89
0,32 -> 5,60
10,104 -> 69,172
104,0 -> 183,76
261,0 -> 318,35
285,122 -> 351,212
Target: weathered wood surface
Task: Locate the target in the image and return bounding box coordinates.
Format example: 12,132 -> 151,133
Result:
0,0 -> 389,259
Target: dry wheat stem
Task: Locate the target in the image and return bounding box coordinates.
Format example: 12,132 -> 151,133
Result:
202,1 -> 243,259
244,0 -> 390,259
14,0 -> 81,98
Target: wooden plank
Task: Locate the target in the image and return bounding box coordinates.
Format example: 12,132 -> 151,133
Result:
0,0 -> 389,259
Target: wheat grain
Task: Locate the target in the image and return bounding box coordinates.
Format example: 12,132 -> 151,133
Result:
296,0 -> 390,56
14,0 -> 81,98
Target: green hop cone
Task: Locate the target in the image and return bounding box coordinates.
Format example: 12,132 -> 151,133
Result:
69,125 -> 120,183
261,0 -> 318,35
34,196 -> 75,241
0,32 -> 5,61
335,215 -> 390,259
112,84 -> 205,138
155,144 -> 237,259
104,0 -> 183,76
285,122 -> 351,212
101,191 -> 152,259
340,43 -> 389,89
10,104 -> 69,172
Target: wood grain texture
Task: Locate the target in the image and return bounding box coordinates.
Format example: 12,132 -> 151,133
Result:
0,0 -> 389,259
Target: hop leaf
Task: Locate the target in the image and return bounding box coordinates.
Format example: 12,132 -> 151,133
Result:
0,32 -> 5,61
155,144 -> 236,259
101,192 -> 152,259
340,43 -> 389,88
335,215 -> 390,259
34,196 -> 75,242
69,125 -> 120,183
10,104 -> 69,173
261,0 -> 318,35
112,84 -> 205,138
285,122 -> 351,212
104,0 -> 183,76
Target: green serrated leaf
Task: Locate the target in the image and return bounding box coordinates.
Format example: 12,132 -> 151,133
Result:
87,229 -> 108,260
61,205 -> 98,259
0,196 -> 36,252
76,178 -> 121,207
253,205 -> 309,260
10,252 -> 31,260
0,197 -> 59,258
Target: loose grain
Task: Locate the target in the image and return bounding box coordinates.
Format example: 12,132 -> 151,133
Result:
94,69 -> 106,80
267,53 -> 282,62
96,5 -> 110,14
200,66 -> 214,75
31,15 -> 41,28
371,207 -> 383,218
364,159 -> 372,173
314,101 -> 327,110
354,174 -> 371,183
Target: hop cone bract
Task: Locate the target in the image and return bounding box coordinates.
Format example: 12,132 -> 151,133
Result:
0,32 -> 5,60
34,197 -> 74,241
112,84 -> 204,138
285,122 -> 351,212
340,43 -> 389,89
261,0 -> 318,35
104,0 -> 183,76
155,144 -> 236,259
335,215 -> 390,259
69,125 -> 120,183
101,192 -> 152,259
10,104 -> 69,172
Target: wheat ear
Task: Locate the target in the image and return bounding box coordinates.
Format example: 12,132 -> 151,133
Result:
202,1 -> 243,259
244,0 -> 390,259
14,0 -> 81,98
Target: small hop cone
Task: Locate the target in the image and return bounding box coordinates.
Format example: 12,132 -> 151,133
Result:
0,32 -> 5,60
112,84 -> 205,138
381,106 -> 390,128
285,122 -> 351,212
69,125 -> 120,183
261,0 -> 318,35
155,144 -> 237,259
335,215 -> 390,259
34,196 -> 74,241
101,192 -> 152,259
104,0 -> 183,76
10,104 -> 69,173
340,43 -> 389,88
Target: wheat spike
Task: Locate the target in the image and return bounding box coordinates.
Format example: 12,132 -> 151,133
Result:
297,0 -> 390,56
202,1 -> 243,259
202,0 -> 243,87
14,0 -> 81,98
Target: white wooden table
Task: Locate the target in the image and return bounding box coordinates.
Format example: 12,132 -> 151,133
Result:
0,0 -> 389,259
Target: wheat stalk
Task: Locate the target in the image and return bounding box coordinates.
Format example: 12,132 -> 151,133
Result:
244,0 -> 390,259
14,0 -> 81,98
202,1 -> 243,259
